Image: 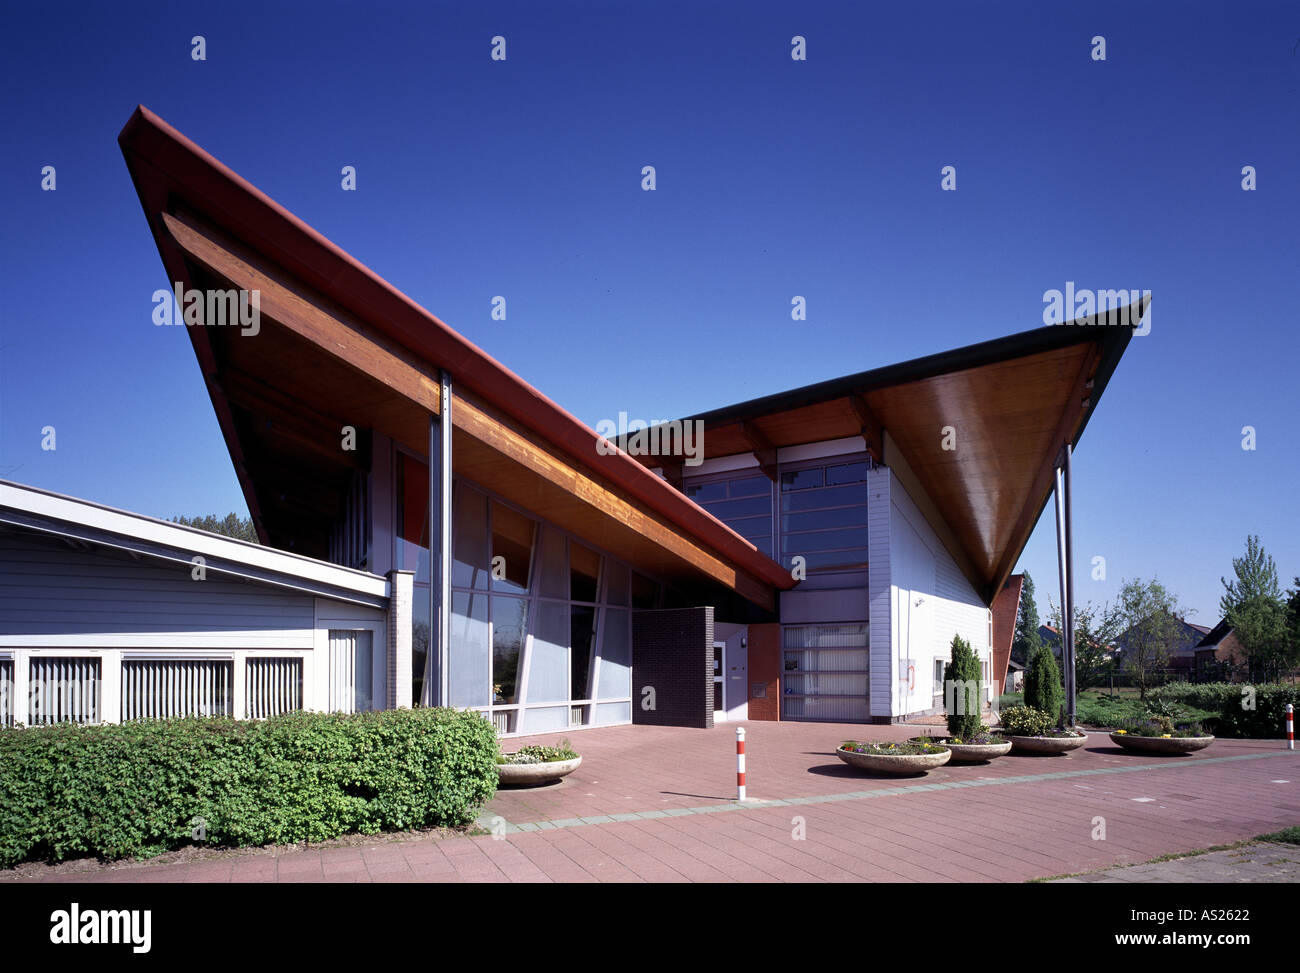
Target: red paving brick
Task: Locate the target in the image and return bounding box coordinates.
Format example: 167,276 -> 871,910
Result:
8,721 -> 1299,883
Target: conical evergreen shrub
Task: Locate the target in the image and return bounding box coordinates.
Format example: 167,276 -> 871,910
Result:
944,633 -> 983,740
1025,643 -> 1065,725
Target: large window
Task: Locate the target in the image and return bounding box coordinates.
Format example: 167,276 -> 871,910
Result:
394,440 -> 661,730
409,473 -> 662,734
779,459 -> 869,573
686,473 -> 773,556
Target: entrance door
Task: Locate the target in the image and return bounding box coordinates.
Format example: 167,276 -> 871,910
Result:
712,641 -> 726,722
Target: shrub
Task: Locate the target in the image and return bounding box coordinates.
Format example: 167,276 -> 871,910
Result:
1148,682 -> 1300,739
944,634 -> 983,741
1114,718 -> 1207,739
1024,645 -> 1064,724
0,707 -> 500,868
841,741 -> 947,756
999,705 -> 1054,736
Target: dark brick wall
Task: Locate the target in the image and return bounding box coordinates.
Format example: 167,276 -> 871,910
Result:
631,607 -> 714,728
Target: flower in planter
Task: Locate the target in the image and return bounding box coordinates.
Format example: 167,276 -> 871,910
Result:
1161,734 -> 1172,738
1115,729 -> 1127,735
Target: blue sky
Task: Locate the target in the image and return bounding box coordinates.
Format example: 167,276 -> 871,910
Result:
1,0 -> 1296,624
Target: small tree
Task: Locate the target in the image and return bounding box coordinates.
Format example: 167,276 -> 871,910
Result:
1024,643 -> 1064,725
1011,572 -> 1043,667
1116,578 -> 1185,700
944,633 -> 983,740
1220,536 -> 1290,681
1046,597 -> 1122,691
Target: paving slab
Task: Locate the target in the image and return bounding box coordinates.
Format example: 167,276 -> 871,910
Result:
5,721 -> 1297,883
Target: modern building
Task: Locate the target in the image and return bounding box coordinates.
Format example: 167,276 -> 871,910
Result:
0,106 -> 1146,733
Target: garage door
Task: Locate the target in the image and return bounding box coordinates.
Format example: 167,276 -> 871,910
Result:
781,623 -> 870,722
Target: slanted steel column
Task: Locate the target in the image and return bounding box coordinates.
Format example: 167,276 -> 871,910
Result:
1063,444 -> 1077,727
426,370 -> 454,707
1053,445 -> 1077,727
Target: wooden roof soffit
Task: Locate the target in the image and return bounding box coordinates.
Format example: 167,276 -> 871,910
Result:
739,420 -> 778,481
160,209 -> 443,417
219,366 -> 369,471
846,393 -> 884,461
986,343 -> 1102,602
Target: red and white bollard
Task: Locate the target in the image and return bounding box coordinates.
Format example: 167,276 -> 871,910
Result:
736,727 -> 747,801
1287,704 -> 1294,751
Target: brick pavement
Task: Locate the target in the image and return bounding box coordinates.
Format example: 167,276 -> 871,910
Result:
9,721 -> 1300,883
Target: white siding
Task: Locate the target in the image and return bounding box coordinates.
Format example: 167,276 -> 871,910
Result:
886,469 -> 990,719
866,467 -> 893,718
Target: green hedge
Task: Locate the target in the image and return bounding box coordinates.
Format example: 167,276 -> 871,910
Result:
1147,683 -> 1300,739
0,707 -> 499,868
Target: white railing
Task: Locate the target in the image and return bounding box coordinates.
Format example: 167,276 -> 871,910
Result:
246,657 -> 302,719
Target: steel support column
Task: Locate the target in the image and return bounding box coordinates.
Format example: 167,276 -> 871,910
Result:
1063,444 -> 1076,727
426,370 -> 453,707
1053,446 -> 1077,727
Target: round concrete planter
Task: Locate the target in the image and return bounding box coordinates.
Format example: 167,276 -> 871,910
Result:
1006,733 -> 1089,755
496,755 -> 582,785
836,746 -> 952,775
1109,732 -> 1214,755
940,740 -> 1013,763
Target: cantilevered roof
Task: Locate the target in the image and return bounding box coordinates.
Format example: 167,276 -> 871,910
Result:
636,300 -> 1147,603
117,106 -> 795,610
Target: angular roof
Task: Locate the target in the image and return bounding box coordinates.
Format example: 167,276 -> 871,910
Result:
118,104 -> 1142,608
640,303 -> 1145,602
117,106 -> 795,608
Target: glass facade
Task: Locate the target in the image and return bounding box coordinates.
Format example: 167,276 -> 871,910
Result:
686,473 -> 773,556
685,457 -> 870,576
685,456 -> 873,722
396,447 -> 658,733
779,459 -> 869,572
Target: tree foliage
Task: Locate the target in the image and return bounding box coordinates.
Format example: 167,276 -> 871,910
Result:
170,513 -> 259,544
943,633 -> 983,740
1115,577 -> 1185,699
1024,643 -> 1064,725
1011,571 -> 1043,666
1046,597 -> 1122,691
1220,535 -> 1291,681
